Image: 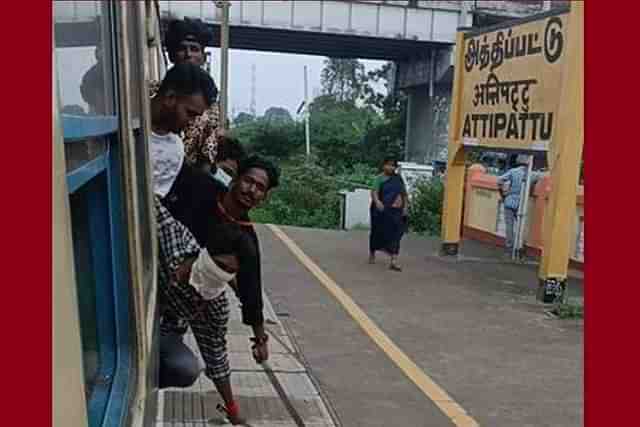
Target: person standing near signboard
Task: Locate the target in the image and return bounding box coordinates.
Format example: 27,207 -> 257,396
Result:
498,154 -> 543,259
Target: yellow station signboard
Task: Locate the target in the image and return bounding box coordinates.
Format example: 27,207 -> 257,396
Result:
442,3 -> 584,297
459,11 -> 569,153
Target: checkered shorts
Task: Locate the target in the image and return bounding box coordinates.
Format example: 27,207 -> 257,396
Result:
162,282 -> 231,383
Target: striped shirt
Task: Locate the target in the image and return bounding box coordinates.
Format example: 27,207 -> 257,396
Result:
154,196 -> 200,313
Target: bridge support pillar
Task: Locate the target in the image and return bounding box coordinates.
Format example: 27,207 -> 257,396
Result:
404,84 -> 433,163
404,83 -> 452,164
397,47 -> 454,165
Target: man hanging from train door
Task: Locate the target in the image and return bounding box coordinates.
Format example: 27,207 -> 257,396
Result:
211,135 -> 247,188
150,17 -> 224,174
162,151 -> 282,426
152,19 -> 279,397
150,17 -> 224,340
163,148 -> 281,365
149,63 -> 255,424
79,25 -> 254,424
151,21 -> 272,422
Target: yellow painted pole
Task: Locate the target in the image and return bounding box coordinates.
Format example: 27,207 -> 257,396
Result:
537,2 -> 584,302
440,31 -> 467,256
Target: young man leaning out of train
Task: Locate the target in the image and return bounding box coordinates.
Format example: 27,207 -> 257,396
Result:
164,222 -> 255,425
161,154 -> 281,425
150,17 -> 224,174
146,63 -> 247,423
149,62 -> 283,424
164,154 -> 281,369
149,63 -> 278,363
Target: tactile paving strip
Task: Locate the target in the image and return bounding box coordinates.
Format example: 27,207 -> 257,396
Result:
156,292 -> 336,427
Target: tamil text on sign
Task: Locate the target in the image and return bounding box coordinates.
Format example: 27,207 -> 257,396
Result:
460,11 -> 569,152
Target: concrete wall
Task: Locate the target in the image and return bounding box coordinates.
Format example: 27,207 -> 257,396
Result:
463,165 -> 585,265
340,189 -> 372,230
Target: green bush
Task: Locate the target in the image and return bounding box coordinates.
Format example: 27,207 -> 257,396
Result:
232,118 -> 304,160
251,157 -> 343,229
407,178 -> 444,236
332,163 -> 378,189
252,157 -> 446,236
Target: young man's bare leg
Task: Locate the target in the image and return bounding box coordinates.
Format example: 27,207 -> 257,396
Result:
189,293 -> 248,424
213,379 -> 245,424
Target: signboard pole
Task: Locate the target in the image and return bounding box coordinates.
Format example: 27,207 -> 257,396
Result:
440,31 -> 467,256
537,2 -> 584,303
513,155 -> 534,260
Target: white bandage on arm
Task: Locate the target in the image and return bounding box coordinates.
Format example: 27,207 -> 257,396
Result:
189,249 -> 237,300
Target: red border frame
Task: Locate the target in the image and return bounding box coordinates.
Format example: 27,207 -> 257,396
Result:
586,1 -> 639,425
3,1 -> 52,425
38,1 -> 637,426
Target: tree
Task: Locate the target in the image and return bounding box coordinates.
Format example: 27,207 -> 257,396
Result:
320,58 -> 367,104
361,114 -> 405,167
232,117 -> 303,160
232,61 -> 410,170
263,106 -> 293,123
233,112 -> 255,126
308,99 -> 380,171
359,62 -> 408,165
309,94 -> 359,115
363,62 -> 406,120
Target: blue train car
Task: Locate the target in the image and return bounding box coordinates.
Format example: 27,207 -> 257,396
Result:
53,2 -> 165,426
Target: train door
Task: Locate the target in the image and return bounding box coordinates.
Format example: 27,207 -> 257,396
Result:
53,2 -> 162,426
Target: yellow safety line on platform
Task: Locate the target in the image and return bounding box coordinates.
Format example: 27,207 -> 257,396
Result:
267,224 -> 480,427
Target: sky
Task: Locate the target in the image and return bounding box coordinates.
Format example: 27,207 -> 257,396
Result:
206,48 -> 387,119
55,45 -> 387,119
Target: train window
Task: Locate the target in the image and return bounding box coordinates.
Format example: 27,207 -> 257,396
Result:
54,1 -> 116,118
68,177 -> 109,401
56,2 -> 159,425
55,1 -> 118,174
63,135 -> 107,173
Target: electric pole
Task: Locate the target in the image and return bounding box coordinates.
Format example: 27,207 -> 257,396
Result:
250,63 -> 257,117
216,0 -> 230,130
304,65 -> 311,158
